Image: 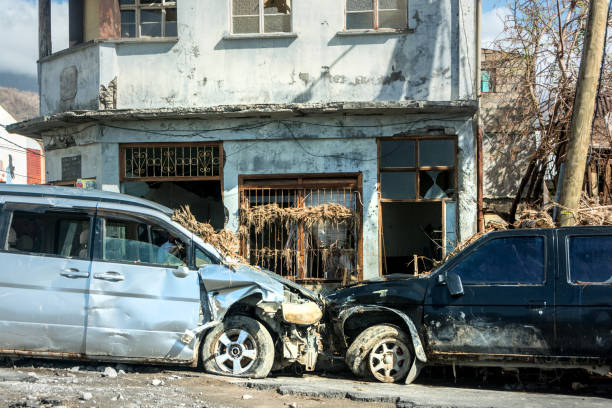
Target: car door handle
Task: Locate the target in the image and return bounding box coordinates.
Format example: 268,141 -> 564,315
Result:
60,268 -> 90,279
93,271 -> 125,282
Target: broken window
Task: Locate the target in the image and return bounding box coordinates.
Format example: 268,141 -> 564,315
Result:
120,0 -> 177,38
346,0 -> 408,31
240,176 -> 361,283
232,0 -> 292,34
379,137 -> 457,274
379,137 -> 456,200
5,210 -> 91,259
569,235 -> 612,283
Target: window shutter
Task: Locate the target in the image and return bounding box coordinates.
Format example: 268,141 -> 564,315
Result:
26,148 -> 42,184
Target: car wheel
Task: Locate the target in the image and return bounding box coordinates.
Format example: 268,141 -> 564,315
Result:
345,324 -> 412,383
202,315 -> 274,378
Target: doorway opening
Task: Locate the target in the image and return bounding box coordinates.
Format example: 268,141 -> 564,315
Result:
381,202 -> 443,274
119,143 -> 225,229
121,180 -> 225,229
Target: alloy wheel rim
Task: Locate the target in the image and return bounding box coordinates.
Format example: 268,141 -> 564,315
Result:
368,337 -> 410,382
214,329 -> 257,375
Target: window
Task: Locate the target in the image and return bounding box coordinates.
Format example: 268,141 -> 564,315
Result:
5,210 -> 91,259
448,237 -> 545,285
101,217 -> 187,267
120,0 -> 177,38
569,235 -> 612,283
195,247 -> 216,268
232,0 -> 292,34
481,69 -> 495,93
240,175 -> 361,282
121,143 -> 222,181
346,0 -> 408,31
379,138 -> 456,200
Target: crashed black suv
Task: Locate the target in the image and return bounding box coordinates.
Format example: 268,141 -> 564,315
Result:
325,227 -> 612,383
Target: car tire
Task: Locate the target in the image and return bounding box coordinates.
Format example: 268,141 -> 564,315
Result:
345,324 -> 412,383
201,315 -> 275,379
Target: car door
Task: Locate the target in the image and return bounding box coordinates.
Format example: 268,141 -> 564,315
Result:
556,227 -> 612,358
86,208 -> 201,362
424,230 -> 555,358
0,203 -> 93,355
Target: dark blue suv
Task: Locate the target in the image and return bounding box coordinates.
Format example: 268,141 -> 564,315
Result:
324,227 -> 612,383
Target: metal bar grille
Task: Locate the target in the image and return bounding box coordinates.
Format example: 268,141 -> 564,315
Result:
241,184 -> 360,282
123,144 -> 221,180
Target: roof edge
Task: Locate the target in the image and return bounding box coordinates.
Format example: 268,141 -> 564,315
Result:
7,100 -> 478,137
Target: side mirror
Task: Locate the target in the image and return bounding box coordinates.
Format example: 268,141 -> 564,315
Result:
173,265 -> 190,278
446,272 -> 464,297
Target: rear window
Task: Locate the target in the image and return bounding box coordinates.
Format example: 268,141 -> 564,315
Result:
568,235 -> 612,284
5,210 -> 90,259
448,236 -> 545,285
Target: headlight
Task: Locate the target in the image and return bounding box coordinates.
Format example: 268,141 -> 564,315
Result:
282,301 -> 323,325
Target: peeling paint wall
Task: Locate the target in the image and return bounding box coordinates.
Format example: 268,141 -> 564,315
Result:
39,45 -> 101,115
40,0 -> 476,114
41,114 -> 476,280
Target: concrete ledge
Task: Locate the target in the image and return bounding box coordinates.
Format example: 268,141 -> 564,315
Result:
222,32 -> 298,40
8,100 -> 478,137
336,29 -> 414,36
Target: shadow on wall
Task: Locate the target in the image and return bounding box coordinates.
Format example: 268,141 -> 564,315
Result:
292,2 -> 457,104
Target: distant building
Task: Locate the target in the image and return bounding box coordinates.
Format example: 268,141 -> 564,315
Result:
0,106 -> 44,185
480,48 -> 534,215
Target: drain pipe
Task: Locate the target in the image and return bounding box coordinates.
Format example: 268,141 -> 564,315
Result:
475,0 -> 484,233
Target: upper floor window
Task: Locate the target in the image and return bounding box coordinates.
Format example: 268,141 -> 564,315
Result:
120,0 -> 178,38
232,0 -> 292,34
481,69 -> 496,93
346,0 -> 408,31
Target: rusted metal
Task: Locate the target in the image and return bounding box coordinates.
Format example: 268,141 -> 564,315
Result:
239,175 -> 362,282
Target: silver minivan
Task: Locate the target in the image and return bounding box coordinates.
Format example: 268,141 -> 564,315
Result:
0,185 -> 323,378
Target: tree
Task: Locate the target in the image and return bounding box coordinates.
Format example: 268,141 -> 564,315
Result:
489,0 -> 612,222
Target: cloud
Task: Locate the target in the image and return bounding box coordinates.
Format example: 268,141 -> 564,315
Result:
482,6 -> 511,48
0,0 -> 69,77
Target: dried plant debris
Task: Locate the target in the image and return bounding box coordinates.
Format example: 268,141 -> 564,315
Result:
172,205 -> 243,261
241,203 -> 358,234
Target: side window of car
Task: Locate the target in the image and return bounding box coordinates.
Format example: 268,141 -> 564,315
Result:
101,217 -> 187,267
568,235 -> 612,284
195,246 -> 216,268
448,236 -> 545,285
4,209 -> 91,259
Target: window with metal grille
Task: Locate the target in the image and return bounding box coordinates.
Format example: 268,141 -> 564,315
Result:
120,143 -> 222,181
239,175 -> 362,282
231,0 -> 292,34
345,0 -> 408,31
120,0 -> 177,38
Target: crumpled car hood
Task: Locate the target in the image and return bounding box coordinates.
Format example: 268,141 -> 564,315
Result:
199,263 -> 320,321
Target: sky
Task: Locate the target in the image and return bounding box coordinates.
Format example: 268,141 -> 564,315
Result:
0,0 -> 509,92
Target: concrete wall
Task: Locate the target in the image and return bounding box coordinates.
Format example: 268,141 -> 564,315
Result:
41,113 -> 476,279
39,44 -> 101,115
41,0 -> 477,114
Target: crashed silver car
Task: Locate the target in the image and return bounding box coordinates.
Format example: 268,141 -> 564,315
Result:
0,185 -> 322,378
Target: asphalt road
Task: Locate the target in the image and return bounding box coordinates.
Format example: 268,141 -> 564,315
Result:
0,358 -> 610,408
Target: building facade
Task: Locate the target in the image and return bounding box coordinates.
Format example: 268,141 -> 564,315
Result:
11,0 -> 478,285
0,106 -> 44,185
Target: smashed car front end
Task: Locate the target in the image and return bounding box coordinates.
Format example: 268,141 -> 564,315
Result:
199,263 -> 323,372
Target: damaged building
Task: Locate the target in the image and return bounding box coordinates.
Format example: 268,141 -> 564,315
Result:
9,0 -> 479,286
